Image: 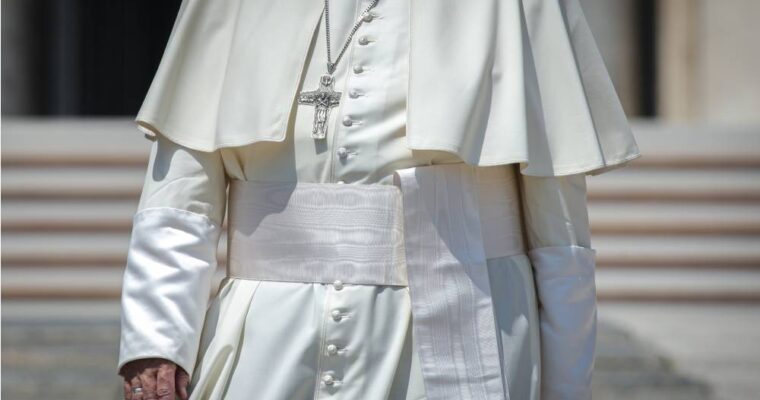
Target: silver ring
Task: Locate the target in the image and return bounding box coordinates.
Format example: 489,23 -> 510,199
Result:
132,387 -> 144,394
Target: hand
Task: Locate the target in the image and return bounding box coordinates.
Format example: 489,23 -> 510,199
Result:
119,358 -> 190,400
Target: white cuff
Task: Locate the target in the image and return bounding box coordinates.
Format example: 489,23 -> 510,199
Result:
528,245 -> 598,400
117,207 -> 222,378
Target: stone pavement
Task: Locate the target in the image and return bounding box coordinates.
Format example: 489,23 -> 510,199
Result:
592,321 -> 711,400
599,302 -> 760,400
1,300 -> 713,400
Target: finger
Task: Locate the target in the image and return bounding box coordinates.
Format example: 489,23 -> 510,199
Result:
139,369 -> 158,400
130,376 -> 144,400
176,367 -> 190,400
123,379 -> 132,400
156,363 -> 176,400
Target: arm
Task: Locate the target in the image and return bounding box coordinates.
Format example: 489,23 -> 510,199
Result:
117,133 -> 228,380
518,172 -> 597,400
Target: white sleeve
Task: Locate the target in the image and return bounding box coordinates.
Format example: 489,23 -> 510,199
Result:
117,133 -> 228,378
518,172 -> 597,400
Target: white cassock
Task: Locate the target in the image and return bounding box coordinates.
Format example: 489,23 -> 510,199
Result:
117,0 -> 641,399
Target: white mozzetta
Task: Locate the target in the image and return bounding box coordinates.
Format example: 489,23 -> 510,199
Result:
117,207 -> 223,378
134,0 -> 641,176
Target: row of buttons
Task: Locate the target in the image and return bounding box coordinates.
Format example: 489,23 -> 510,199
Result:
331,10 -> 377,186
341,58 -> 366,127
321,279 -> 346,386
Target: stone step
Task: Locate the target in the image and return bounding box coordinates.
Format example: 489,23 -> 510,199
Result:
3,164 -> 759,202
588,202 -> 760,235
1,166 -> 146,199
3,117 -> 758,168
0,267 -> 227,300
593,234 -> 760,268
1,118 -> 150,162
595,267 -> 760,301
4,263 -> 760,302
4,199 -> 760,236
624,119 -> 760,169
1,200 -> 140,232
3,230 -> 759,268
586,168 -> 760,202
0,232 -> 229,266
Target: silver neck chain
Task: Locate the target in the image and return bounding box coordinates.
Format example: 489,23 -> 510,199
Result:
324,0 -> 380,74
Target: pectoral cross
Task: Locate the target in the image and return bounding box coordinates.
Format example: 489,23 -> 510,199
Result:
298,74 -> 342,139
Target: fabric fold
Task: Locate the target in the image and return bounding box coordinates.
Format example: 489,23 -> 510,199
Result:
186,277 -> 264,399
117,207 -> 223,378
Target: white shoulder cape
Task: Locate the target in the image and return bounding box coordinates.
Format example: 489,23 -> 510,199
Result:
135,0 -> 641,176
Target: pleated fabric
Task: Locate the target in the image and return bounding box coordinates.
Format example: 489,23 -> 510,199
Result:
133,0 -> 641,177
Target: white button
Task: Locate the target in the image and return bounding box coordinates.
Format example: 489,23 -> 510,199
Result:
337,147 -> 348,158
358,36 -> 370,45
327,344 -> 339,355
336,180 -> 345,184
333,279 -> 344,290
342,116 -> 354,126
322,373 -> 335,385
331,309 -> 342,321
362,12 -> 374,22
352,64 -> 364,74
348,89 -> 361,98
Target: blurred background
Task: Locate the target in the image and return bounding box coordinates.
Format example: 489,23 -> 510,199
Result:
2,0 -> 759,399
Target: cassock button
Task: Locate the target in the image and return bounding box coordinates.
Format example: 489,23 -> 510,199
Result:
342,116 -> 354,126
337,147 -> 348,159
362,12 -> 374,22
322,373 -> 335,385
333,279 -> 344,290
331,309 -> 342,321
358,36 -> 370,45
327,344 -> 339,355
352,64 -> 364,74
348,89 -> 360,99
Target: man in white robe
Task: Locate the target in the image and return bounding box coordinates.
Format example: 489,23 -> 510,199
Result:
117,0 -> 641,399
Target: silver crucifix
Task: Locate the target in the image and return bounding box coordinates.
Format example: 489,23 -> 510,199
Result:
298,74 -> 342,139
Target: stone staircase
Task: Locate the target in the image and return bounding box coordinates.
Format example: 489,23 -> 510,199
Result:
3,117 -> 759,302
7,117 -> 756,399
588,121 -> 760,302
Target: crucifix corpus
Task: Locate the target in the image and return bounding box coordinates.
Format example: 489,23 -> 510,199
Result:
297,1 -> 379,139
298,74 -> 341,139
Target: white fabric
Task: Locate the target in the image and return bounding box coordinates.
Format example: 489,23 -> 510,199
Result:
117,0 -> 605,397
224,163 -> 528,399
134,0 -> 641,176
227,179 -> 408,285
529,245 -> 598,400
519,173 -> 592,249
117,207 -> 223,378
394,163 -> 510,399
